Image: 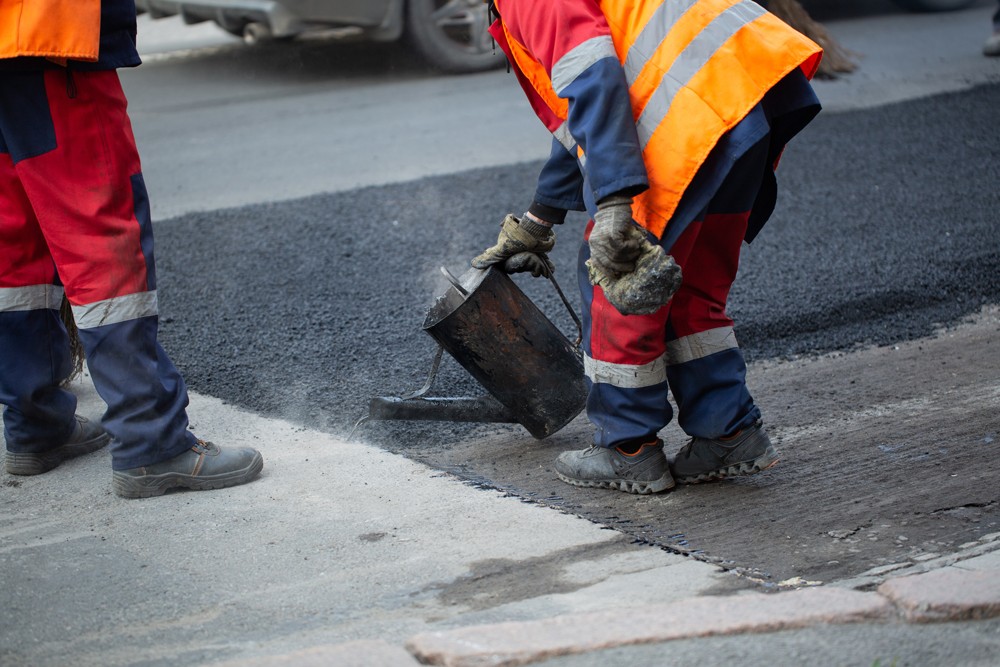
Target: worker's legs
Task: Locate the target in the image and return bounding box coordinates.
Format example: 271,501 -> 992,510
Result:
561,244 -> 675,493
663,139 -> 781,483
3,70 -> 195,470
664,138 -> 769,440
577,235 -> 674,448
575,137 -> 769,447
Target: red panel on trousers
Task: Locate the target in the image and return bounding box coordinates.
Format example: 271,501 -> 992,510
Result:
10,70 -> 148,306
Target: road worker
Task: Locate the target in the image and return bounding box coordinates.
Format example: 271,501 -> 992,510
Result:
0,0 -> 264,497
473,0 -> 823,493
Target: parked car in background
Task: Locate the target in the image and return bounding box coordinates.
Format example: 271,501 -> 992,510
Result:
136,0 -> 979,74
135,0 -> 503,73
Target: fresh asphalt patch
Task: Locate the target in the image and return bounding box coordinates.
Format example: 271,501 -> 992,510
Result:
154,83 -> 1000,587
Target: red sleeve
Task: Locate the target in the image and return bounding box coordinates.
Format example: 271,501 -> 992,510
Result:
498,0 -> 611,75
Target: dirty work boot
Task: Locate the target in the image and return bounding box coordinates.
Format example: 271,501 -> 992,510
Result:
5,415 -> 110,475
671,420 -> 779,484
112,440 -> 263,499
554,440 -> 675,494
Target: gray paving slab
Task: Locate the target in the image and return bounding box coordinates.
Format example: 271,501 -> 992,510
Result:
955,548 -> 1000,572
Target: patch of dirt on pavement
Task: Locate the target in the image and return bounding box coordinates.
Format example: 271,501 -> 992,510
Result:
406,306 -> 1000,587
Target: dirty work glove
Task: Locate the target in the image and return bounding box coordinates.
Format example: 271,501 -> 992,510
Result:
503,251 -> 555,278
587,241 -> 682,315
472,213 -> 555,273
588,195 -> 646,277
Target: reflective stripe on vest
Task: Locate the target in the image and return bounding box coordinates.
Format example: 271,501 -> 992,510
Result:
498,0 -> 822,239
0,0 -> 101,61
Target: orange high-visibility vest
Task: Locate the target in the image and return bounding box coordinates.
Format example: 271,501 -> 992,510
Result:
0,0 -> 102,61
498,0 -> 823,239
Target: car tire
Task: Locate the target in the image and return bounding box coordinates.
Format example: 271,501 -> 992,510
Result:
891,0 -> 976,11
404,0 -> 505,73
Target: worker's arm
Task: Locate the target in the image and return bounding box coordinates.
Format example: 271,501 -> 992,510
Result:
500,0 -> 649,205
526,138 -> 586,225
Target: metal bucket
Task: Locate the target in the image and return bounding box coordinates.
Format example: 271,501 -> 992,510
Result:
419,266 -> 587,439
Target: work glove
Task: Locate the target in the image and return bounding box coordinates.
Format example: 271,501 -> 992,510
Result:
587,240 -> 682,316
502,251 -> 555,278
588,195 -> 646,277
472,213 -> 556,277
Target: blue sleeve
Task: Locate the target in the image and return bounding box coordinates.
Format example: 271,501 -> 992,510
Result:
560,58 -> 649,203
530,138 -> 587,223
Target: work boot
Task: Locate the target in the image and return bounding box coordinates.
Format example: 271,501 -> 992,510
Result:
5,415 -> 110,475
554,440 -> 675,494
112,440 -> 263,499
670,420 -> 779,484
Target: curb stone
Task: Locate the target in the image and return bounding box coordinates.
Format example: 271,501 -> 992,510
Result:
877,567 -> 1000,623
405,587 -> 891,667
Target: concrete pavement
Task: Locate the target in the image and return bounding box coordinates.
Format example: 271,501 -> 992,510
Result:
211,534 -> 1000,667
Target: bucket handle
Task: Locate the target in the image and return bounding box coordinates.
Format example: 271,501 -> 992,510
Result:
402,343 -> 445,400
546,272 -> 583,348
440,265 -> 583,349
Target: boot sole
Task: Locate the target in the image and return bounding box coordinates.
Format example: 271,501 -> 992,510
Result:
675,447 -> 780,485
112,451 -> 264,499
555,471 -> 675,495
5,433 -> 111,476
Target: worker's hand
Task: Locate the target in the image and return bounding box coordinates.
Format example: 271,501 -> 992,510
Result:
587,243 -> 682,315
472,213 -> 556,274
503,251 -> 555,278
588,195 -> 646,277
